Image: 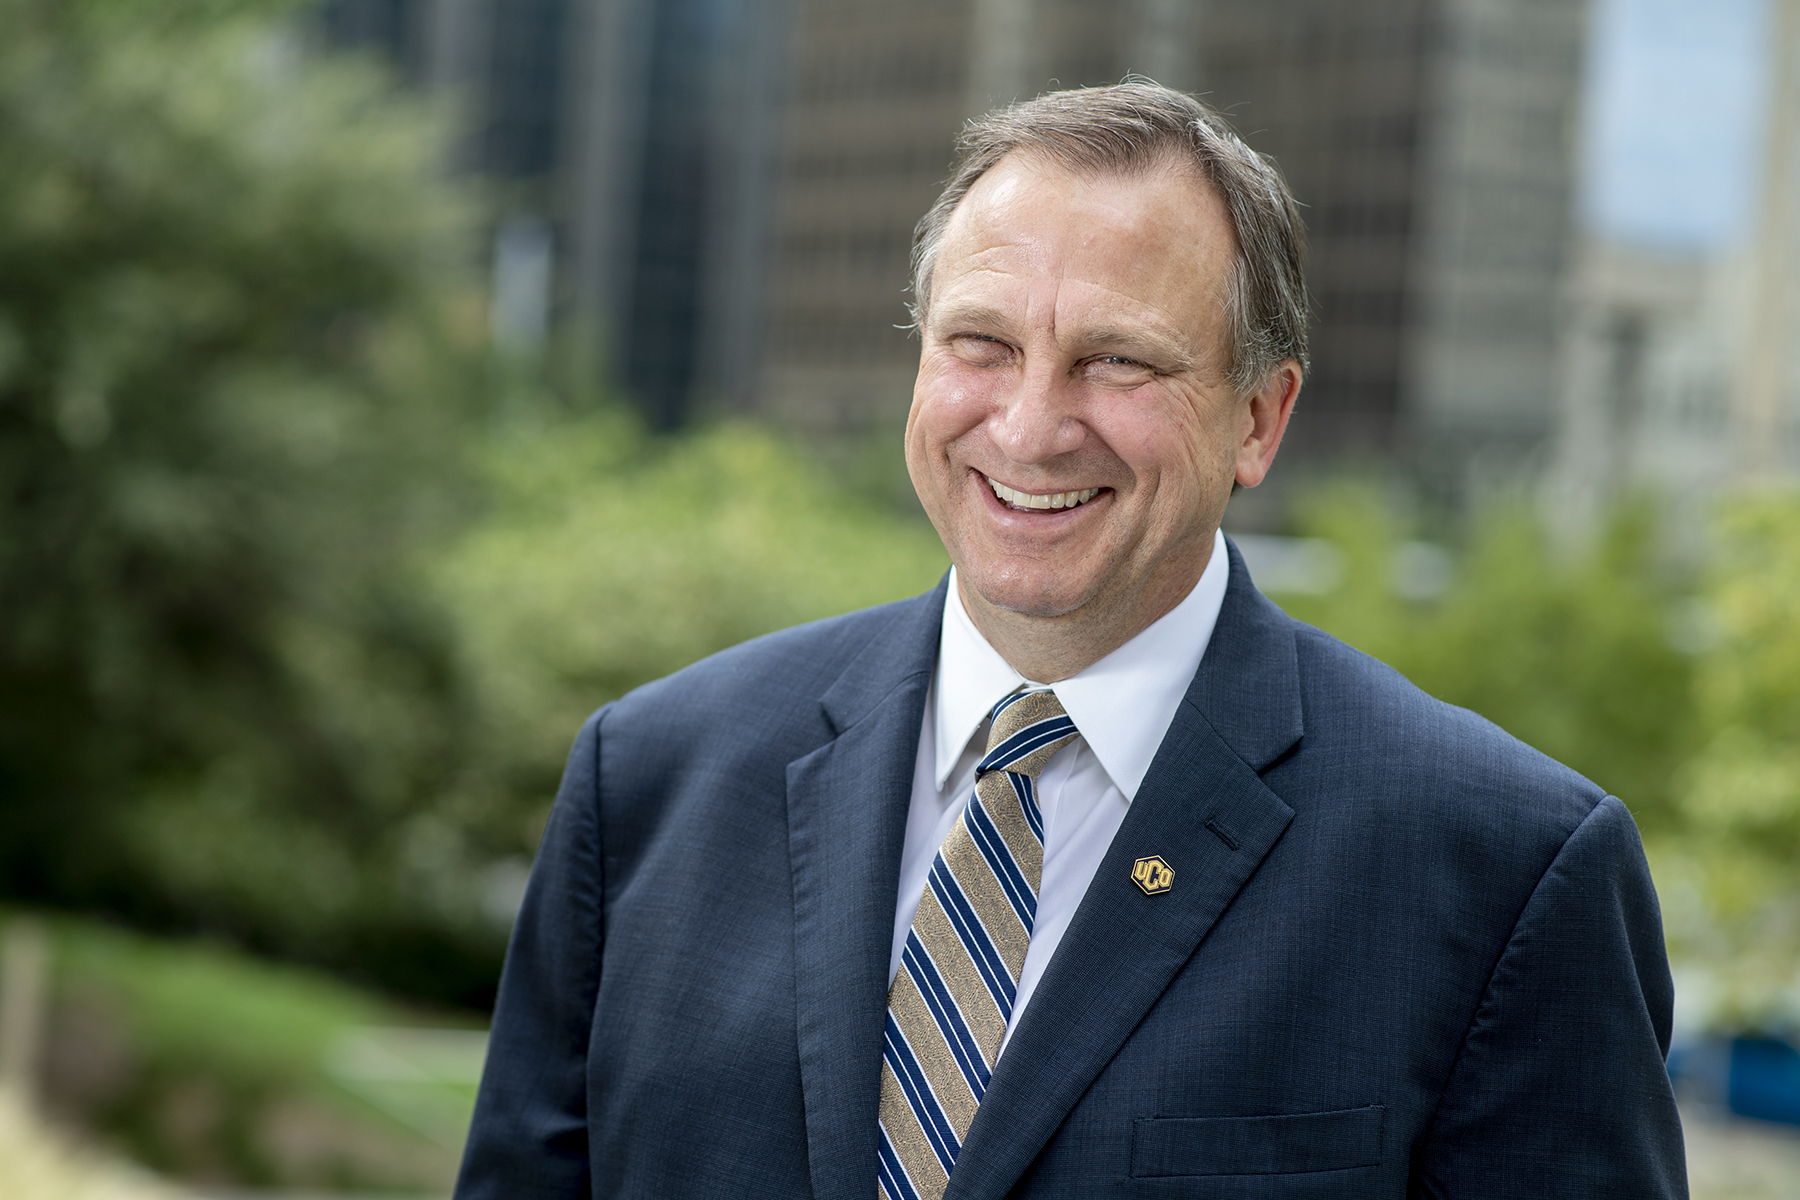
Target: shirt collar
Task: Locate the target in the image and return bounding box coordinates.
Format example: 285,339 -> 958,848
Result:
932,528 -> 1231,799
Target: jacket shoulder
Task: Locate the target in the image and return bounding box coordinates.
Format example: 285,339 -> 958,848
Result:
1283,616 -> 1610,840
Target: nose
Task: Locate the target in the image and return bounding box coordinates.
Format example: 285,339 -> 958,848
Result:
989,363 -> 1086,464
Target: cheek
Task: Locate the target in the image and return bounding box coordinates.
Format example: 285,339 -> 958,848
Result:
1103,403 -> 1235,500
1105,406 -> 1206,476
909,365 -> 994,452
1101,414 -> 1171,465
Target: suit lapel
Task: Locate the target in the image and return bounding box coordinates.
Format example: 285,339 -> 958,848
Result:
947,544 -> 1306,1200
787,582 -> 945,1200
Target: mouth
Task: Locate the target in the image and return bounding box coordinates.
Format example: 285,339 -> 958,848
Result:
986,475 -> 1104,512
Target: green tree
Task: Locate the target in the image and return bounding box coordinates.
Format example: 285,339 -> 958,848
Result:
0,0 -> 958,1009
1274,485 -> 1698,833
431,410 -> 948,856
0,0 -> 493,996
1661,493 -> 1800,1021
1274,484 -> 1800,1019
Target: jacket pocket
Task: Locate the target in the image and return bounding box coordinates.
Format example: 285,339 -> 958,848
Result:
1130,1105 -> 1385,1177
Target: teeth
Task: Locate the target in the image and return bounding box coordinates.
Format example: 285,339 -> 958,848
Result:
988,478 -> 1102,511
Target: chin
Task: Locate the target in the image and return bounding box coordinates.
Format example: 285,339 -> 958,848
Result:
960,570 -> 1088,622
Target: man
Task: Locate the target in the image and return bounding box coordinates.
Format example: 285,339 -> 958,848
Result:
457,82 -> 1686,1198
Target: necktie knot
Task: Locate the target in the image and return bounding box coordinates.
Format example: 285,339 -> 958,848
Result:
978,689 -> 1079,781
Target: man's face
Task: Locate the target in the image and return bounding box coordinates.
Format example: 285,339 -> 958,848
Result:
905,151 -> 1292,657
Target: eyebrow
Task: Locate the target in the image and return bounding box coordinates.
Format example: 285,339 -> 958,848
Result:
926,303 -> 1013,338
928,303 -> 1198,373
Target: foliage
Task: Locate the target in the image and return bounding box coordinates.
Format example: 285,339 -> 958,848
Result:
1660,493 -> 1800,1022
0,0 -> 494,996
1272,484 -> 1800,1021
0,0 -> 950,1010
430,410 -> 947,855
1273,484 -> 1698,833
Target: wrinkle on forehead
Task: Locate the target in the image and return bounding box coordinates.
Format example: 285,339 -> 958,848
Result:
930,288 -> 1200,374
925,154 -> 1238,374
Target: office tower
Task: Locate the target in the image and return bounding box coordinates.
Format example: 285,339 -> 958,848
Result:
313,0 -> 787,428
759,0 -> 1593,517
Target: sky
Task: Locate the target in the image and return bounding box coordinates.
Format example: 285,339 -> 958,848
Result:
1580,0 -> 1775,250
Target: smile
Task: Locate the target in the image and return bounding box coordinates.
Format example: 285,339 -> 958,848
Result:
986,476 -> 1103,511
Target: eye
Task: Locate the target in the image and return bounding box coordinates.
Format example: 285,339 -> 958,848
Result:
1084,354 -> 1158,386
948,334 -> 1014,367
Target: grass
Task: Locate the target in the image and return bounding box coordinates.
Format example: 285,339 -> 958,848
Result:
5,908 -> 483,1192
48,914 -> 390,1089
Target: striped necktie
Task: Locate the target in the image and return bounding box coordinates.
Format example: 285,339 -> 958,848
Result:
876,689 -> 1080,1200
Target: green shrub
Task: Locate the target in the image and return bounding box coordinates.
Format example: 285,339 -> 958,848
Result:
431,412 -> 948,856
1661,493 -> 1800,1022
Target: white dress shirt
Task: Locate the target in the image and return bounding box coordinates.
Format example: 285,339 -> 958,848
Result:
889,529 -> 1231,1053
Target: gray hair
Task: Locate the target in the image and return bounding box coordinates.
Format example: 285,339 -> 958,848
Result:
910,79 -> 1309,395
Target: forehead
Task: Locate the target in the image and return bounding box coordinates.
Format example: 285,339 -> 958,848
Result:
929,151 -> 1237,350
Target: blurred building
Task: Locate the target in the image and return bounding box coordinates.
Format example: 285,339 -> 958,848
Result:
312,0 -> 1602,517
313,0 -> 788,429
561,0 -> 788,428
758,0 -> 1595,524
1186,0 -> 1591,512
1549,240 -> 1720,532
1551,238 -> 1800,533
1550,0 -> 1800,534
1557,262 -> 1800,519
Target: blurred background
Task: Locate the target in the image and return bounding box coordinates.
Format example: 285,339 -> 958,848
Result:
1,0 -> 1796,1195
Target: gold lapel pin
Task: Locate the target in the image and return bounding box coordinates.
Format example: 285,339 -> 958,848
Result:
1131,855 -> 1174,895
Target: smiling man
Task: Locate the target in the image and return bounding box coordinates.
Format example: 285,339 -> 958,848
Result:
456,82 -> 1686,1200
904,142 -> 1296,683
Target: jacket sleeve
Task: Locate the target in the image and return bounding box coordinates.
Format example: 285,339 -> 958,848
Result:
1412,794 -> 1688,1198
455,707 -> 608,1199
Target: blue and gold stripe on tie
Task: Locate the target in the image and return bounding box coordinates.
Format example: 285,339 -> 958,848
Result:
876,689 -> 1080,1200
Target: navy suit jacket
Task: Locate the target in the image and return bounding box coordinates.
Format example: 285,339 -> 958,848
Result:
457,545 -> 1686,1198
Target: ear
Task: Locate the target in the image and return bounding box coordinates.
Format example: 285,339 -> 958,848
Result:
1234,359 -> 1302,489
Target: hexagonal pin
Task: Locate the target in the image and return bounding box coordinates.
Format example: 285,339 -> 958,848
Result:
1130,855 -> 1174,895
